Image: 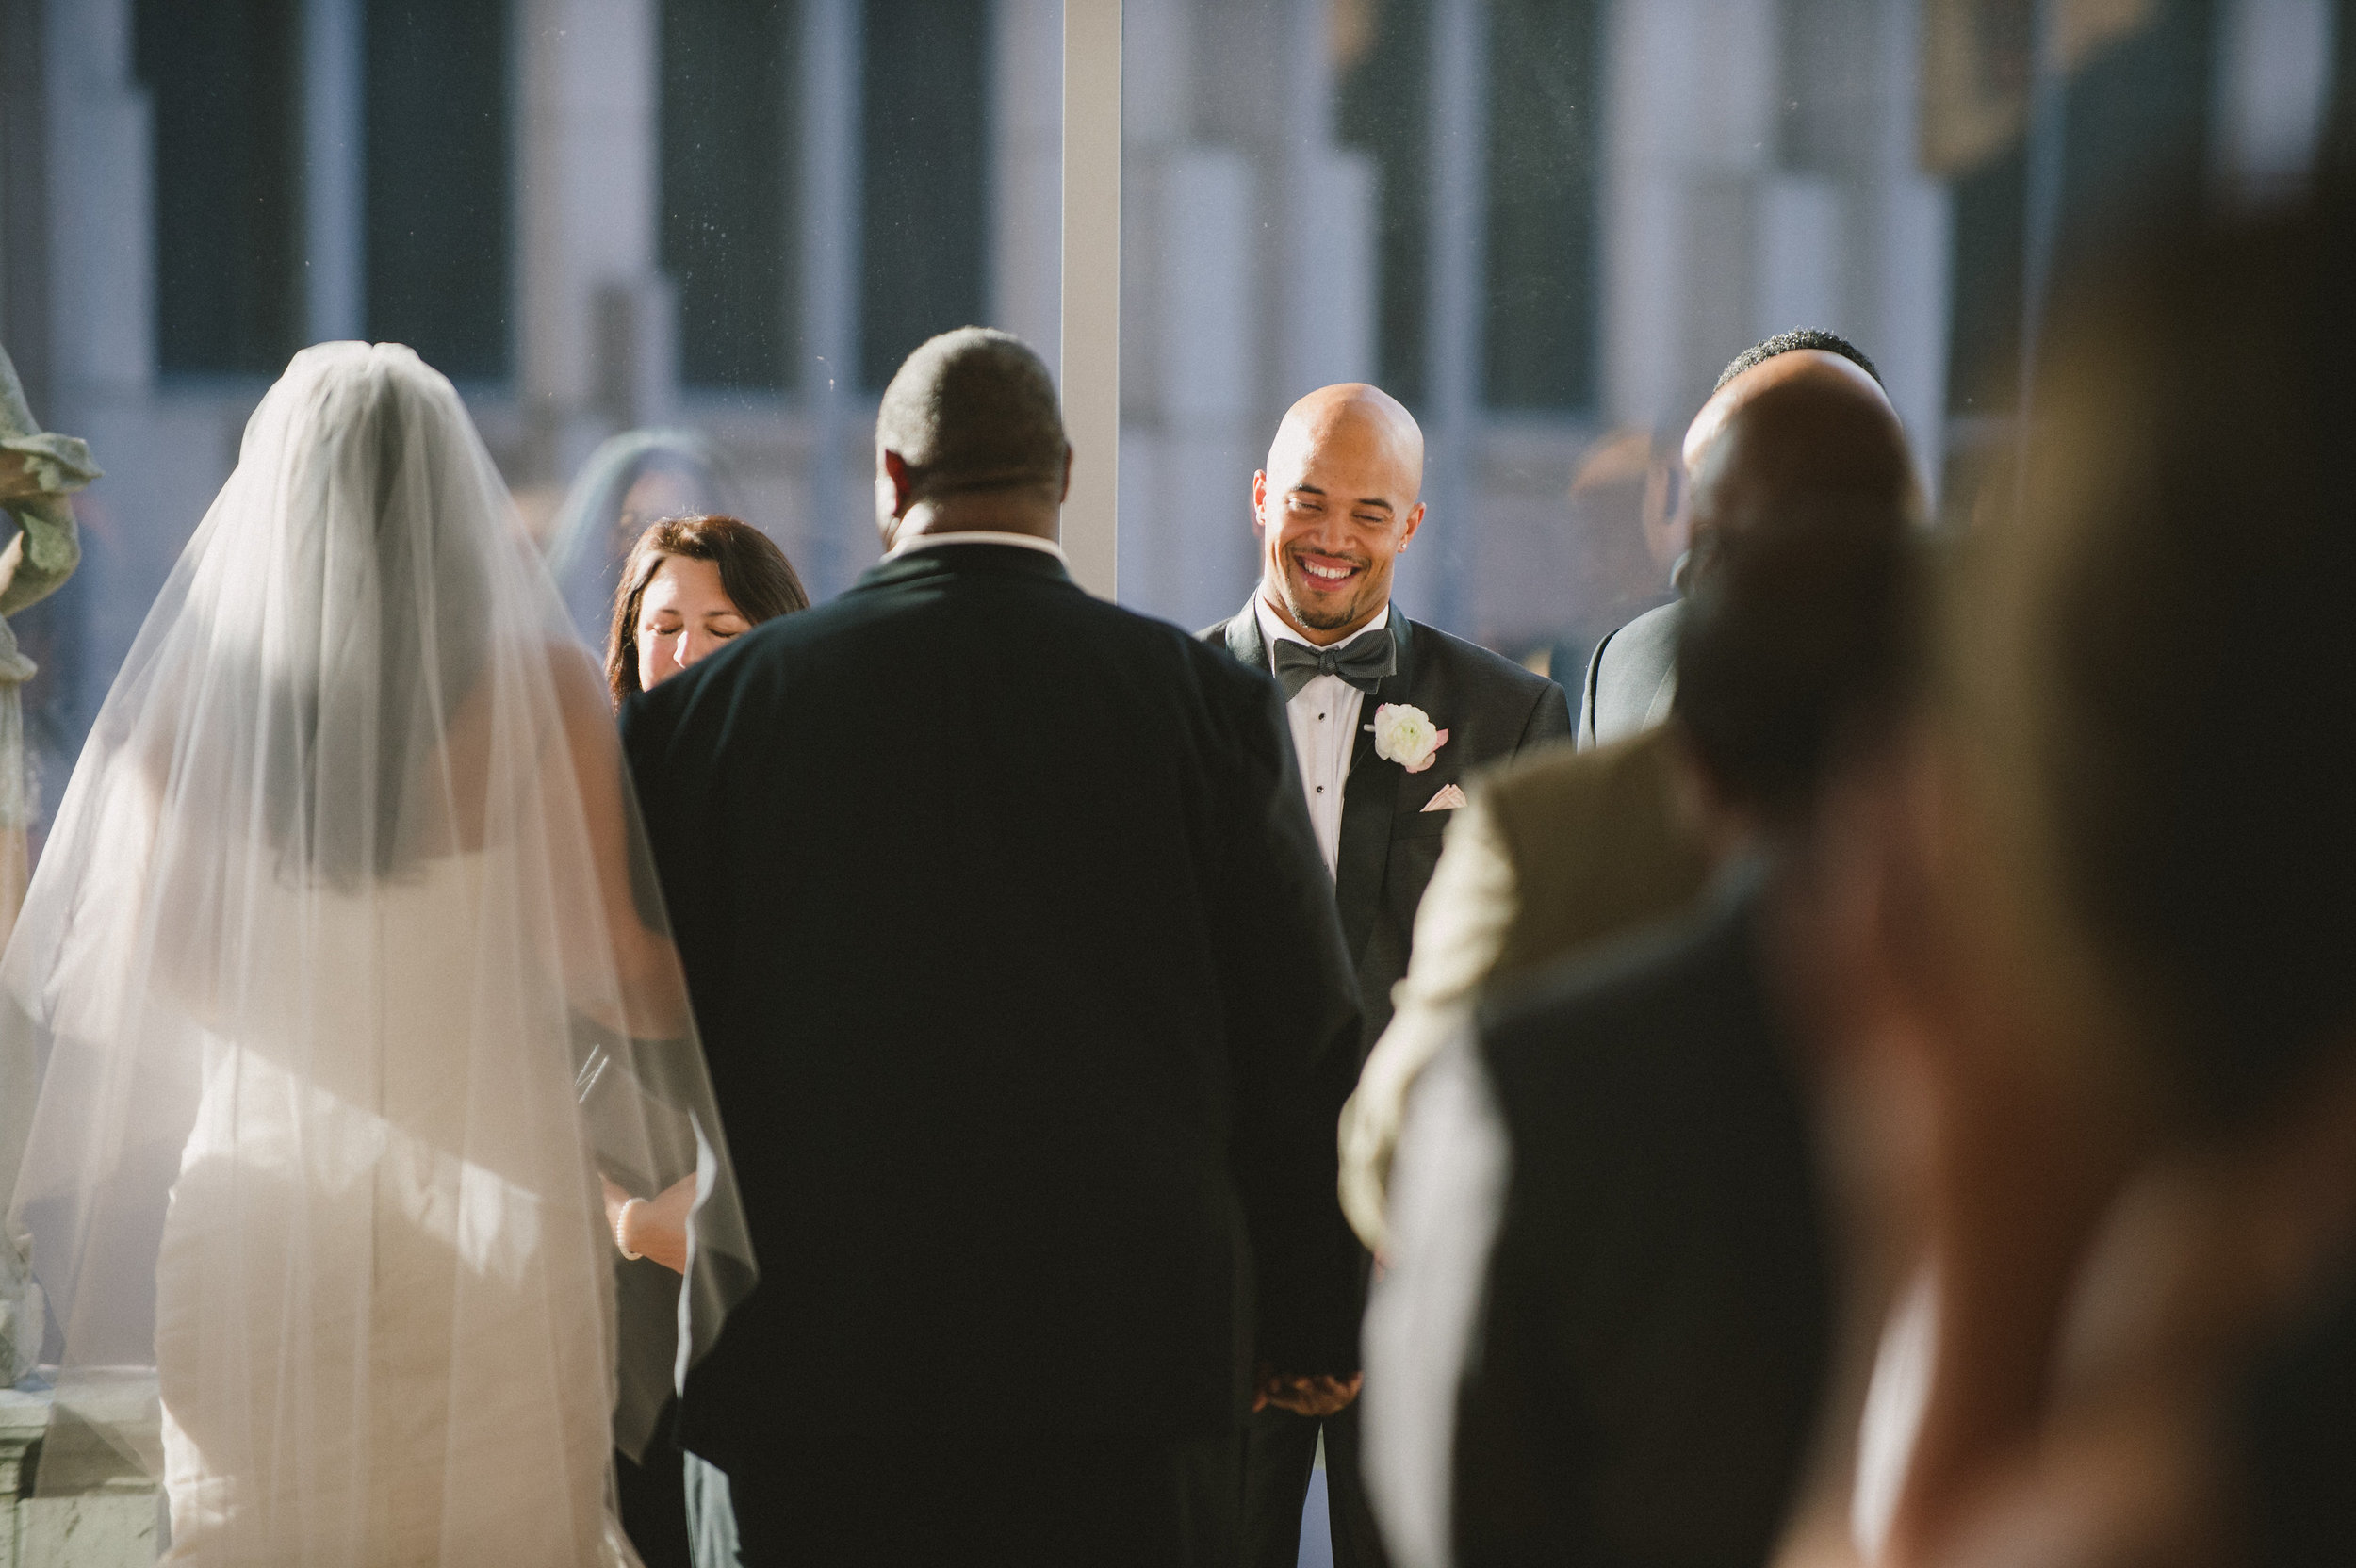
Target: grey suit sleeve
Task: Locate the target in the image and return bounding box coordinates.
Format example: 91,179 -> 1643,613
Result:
1576,631 -> 1612,749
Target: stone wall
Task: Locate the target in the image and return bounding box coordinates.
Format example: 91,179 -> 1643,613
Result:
1,1386 -> 162,1566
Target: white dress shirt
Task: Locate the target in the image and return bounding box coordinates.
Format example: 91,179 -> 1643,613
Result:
887,529 -> 1068,562
1253,596 -> 1390,880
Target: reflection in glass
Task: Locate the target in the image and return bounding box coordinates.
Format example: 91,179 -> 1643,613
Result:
546,431 -> 738,648
365,0 -> 511,381
859,0 -> 990,390
663,0 -> 797,393
135,0 -> 302,378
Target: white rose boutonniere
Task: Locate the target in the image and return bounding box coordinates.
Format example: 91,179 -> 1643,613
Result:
1371,703 -> 1449,774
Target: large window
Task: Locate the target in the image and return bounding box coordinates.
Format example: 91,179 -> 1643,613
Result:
663,0 -> 796,392
1481,0 -> 1601,412
1337,0 -> 1432,408
136,0 -> 302,377
1937,0 -> 2219,517
50,0 -> 2356,822
858,0 -> 989,391
365,0 -> 512,381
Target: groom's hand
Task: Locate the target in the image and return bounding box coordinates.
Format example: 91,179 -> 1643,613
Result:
1252,1366 -> 1363,1417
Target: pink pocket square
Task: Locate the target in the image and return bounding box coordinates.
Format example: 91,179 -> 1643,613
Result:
1420,783 -> 1468,813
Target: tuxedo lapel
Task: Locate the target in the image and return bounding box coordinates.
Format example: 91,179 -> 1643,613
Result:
1223,605 -> 1270,673
1333,615 -> 1415,964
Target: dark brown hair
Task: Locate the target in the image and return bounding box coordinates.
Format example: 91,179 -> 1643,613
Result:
606,514 -> 809,705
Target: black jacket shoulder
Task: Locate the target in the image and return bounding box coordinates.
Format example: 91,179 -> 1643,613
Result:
1410,618 -> 1565,731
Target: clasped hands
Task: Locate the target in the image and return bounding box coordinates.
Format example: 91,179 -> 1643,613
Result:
600,1174 -> 695,1274
1252,1363 -> 1363,1417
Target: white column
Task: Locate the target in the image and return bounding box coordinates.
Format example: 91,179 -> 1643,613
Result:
515,0 -> 665,483
1599,0 -> 1782,430
1149,145 -> 1255,622
1411,0 -> 1488,630
43,0 -> 150,407
991,0 -> 1062,364
1276,0 -> 1375,398
1862,0 -> 1952,507
1119,0 -> 1262,628
303,0 -> 365,345
1060,0 -> 1121,599
42,0 -> 157,698
798,0 -> 863,595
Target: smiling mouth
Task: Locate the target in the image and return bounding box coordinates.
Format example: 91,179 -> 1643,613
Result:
1293,553 -> 1366,588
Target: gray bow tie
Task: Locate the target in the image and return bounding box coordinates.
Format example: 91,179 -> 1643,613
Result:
1270,626 -> 1396,700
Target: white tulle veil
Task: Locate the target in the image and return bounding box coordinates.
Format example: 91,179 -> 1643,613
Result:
0,343 -> 754,1560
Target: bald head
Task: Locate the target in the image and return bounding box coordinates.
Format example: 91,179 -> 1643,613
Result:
1267,384 -> 1425,499
1253,384 -> 1429,644
1682,350 -> 1917,534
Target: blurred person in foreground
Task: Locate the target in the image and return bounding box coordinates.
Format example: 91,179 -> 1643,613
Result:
1341,335 -> 1916,1258
0,343 -> 754,1562
623,328 -> 1364,1567
1363,480 -> 1926,1568
1203,382 -> 1572,1568
607,514 -> 809,705
1849,188 -> 2356,1568
600,514 -> 805,1567
548,428 -> 738,647
1577,329 -> 1890,750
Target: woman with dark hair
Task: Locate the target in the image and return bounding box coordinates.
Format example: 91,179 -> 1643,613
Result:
608,514 -> 809,705
602,513 -> 804,1568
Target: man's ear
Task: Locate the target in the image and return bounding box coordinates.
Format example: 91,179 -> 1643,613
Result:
1398,500 -> 1427,550
1252,470 -> 1270,537
882,449 -> 918,518
1059,445 -> 1073,505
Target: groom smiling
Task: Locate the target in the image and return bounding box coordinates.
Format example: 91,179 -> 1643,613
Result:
1203,384 -> 1572,1568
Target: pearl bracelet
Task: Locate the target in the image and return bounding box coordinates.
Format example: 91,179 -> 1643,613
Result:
615,1197 -> 646,1261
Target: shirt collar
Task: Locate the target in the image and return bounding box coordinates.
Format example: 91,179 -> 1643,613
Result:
887,530 -> 1068,562
1252,594 -> 1391,655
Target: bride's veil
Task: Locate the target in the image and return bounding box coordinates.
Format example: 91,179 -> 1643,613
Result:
0,343 -> 755,1540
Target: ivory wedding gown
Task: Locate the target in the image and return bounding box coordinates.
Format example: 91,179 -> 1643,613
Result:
0,343 -> 753,1567
153,847 -> 620,1564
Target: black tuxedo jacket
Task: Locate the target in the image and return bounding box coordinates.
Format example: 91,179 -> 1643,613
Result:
1202,604 -> 1573,1048
1456,875 -> 1832,1568
623,544 -> 1366,1461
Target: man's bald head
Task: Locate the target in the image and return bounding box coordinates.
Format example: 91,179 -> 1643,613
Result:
1683,349 -> 1917,535
1252,384 -> 1429,644
1266,384 -> 1425,501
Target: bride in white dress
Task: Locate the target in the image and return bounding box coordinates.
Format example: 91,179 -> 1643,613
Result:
0,343 -> 754,1565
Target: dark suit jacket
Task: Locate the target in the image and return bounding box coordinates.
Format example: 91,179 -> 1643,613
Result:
1577,598 -> 1682,749
623,544 -> 1366,1462
1456,874 -> 1832,1568
1202,605 -> 1572,1050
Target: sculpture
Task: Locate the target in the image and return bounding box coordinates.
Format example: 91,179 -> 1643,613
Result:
2,344 -> 90,1383
0,342 -> 91,947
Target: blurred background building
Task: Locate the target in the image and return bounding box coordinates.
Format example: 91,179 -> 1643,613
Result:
2,0 -> 2353,850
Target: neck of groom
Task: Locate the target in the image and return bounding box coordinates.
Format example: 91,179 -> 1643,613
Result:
875,446 -> 1073,553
